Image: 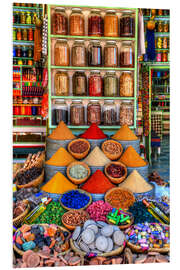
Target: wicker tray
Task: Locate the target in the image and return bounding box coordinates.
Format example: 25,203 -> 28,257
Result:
62,209 -> 90,230
13,224 -> 71,256
101,140 -> 123,160
68,139 -> 90,160
104,161 -> 127,184
13,202 -> 30,227
59,189 -> 92,211
66,162 -> 91,185
127,241 -> 169,254
16,169 -> 44,189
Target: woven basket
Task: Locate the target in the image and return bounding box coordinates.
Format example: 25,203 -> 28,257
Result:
17,169 -> 44,189
126,163 -> 149,179
66,162 -> 91,185
59,189 -> 92,211
107,211 -> 134,230
68,139 -> 90,160
90,193 -> 105,202
89,166 -> 104,174
127,241 -> 169,254
87,138 -> 107,150
70,238 -> 125,257
46,138 -> 72,160
13,202 -> 30,227
44,164 -> 67,182
101,140 -> 123,160
116,139 -> 140,154
13,224 -> 71,256
62,210 -> 90,230
104,162 -> 127,184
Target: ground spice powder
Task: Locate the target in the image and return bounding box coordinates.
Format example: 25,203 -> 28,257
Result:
80,123 -> 107,139
48,121 -> 76,140
45,147 -> 76,166
119,146 -> 147,167
83,146 -> 110,166
81,170 -> 115,193
41,172 -> 77,194
111,124 -> 138,141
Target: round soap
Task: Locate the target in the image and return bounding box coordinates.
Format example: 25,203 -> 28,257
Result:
113,231 -> 125,246
112,225 -> 120,232
105,237 -> 113,252
86,224 -> 98,234
97,221 -> 108,228
79,241 -> 90,252
95,236 -> 108,252
83,220 -> 96,230
101,225 -> 114,237
82,229 -> 95,245
72,226 -> 81,241
88,242 -> 96,250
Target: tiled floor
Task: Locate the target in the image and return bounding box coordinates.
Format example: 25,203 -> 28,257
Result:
149,135 -> 170,183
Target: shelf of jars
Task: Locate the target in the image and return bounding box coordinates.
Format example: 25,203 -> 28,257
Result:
47,5 -> 138,132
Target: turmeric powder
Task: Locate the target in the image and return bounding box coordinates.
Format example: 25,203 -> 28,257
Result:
111,125 -> 138,141
119,146 -> 147,167
48,121 -> 76,140
45,147 -> 76,167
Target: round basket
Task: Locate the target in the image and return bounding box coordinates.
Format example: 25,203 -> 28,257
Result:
13,202 -> 30,227
46,138 -> 72,160
116,139 -> 140,154
44,164 -> 66,183
70,238 -> 125,257
105,187 -> 135,210
87,138 -> 107,150
127,239 -> 169,254
66,162 -> 91,185
104,162 -> 127,184
68,139 -> 90,160
107,211 -> 134,230
59,189 -> 92,211
62,210 -> 90,230
126,163 -> 149,179
16,169 -> 44,189
90,193 -> 105,202
101,140 -> 123,160
89,166 -> 104,174
13,224 -> 71,256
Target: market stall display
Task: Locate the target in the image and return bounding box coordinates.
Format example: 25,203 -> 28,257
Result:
67,139 -> 90,160
67,162 -> 90,184
101,140 -> 123,160
105,161 -> 127,184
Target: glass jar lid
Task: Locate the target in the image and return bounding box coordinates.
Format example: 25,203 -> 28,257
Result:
75,70 -> 85,73
74,40 -> 85,43
91,70 -> 101,73
89,100 -> 100,103
72,100 -> 82,103
91,9 -> 101,13
106,71 -> 116,74
91,40 -> 101,44
104,100 -> 115,103
121,10 -> 133,14
71,8 -> 82,13
54,7 -> 65,12
106,41 -> 117,45
106,10 -> 116,13
55,99 -> 66,104
121,100 -> 133,104
56,38 -> 67,42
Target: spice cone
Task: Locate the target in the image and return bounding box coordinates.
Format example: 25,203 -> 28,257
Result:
48,121 -> 76,140
83,146 -> 110,166
45,147 -> 76,166
112,125 -> 138,141
119,146 -> 147,167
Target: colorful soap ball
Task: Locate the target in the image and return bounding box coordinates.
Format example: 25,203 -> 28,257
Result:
61,190 -> 90,209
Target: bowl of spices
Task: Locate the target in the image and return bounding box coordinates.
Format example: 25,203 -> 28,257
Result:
102,140 -> 123,160
105,162 -> 127,184
16,167 -> 44,189
67,162 -> 91,185
68,139 -> 90,160
62,210 -> 90,230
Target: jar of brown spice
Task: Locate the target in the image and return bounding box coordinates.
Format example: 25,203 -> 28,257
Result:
87,100 -> 101,125
104,10 -> 118,37
70,100 -> 85,125
52,7 -> 68,35
54,39 -> 70,66
72,40 -> 86,67
69,8 -> 85,36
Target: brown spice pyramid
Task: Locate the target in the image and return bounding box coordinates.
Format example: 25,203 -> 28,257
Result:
41,172 -> 77,194
48,121 -> 76,140
119,146 -> 147,167
118,170 -> 152,193
111,124 -> 138,141
45,147 -> 76,166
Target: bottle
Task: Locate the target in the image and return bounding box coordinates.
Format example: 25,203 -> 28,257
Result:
142,199 -> 169,224
23,197 -> 52,224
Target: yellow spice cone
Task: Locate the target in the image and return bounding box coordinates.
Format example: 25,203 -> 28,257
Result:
119,146 -> 147,167
48,121 -> 76,140
112,124 -> 138,141
46,147 -> 76,166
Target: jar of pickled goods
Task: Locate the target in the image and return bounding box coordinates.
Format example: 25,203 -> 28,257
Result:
163,21 -> 169,32
72,40 -> 86,67
32,13 -> 37,25
54,70 -> 69,96
146,9 -> 151,16
158,9 -> 163,16
69,8 -> 85,36
162,51 -> 168,62
27,3 -> 33,7
52,100 -> 68,125
120,71 -> 134,97
16,29 -> 22,40
22,28 -> 28,41
88,40 -> 102,67
87,100 -> 101,125
104,10 -> 118,37
151,9 -> 156,16
158,21 -> 163,32
22,46 -> 28,58
52,7 -> 68,35
72,71 -> 87,96
70,100 -> 85,125
13,46 -> 16,57
104,41 -> 118,67
15,11 -> 20,24
28,28 -> 33,41
13,28 -> 16,41
163,37 -> 168,49
120,11 -> 135,37
157,37 -> 163,49
103,100 -> 117,126
88,70 -> 103,96
163,9 -> 169,16
120,41 -> 134,67
28,60 -> 33,66
26,12 -> 32,24
54,39 -> 70,66
21,3 -> 26,6
88,9 -> 103,37
16,46 -> 22,57
21,105 -> 26,115
119,101 -> 134,126
20,12 -> 26,24
14,3 -> 20,6
28,46 -> 33,58
156,51 -> 162,62
104,71 -> 118,97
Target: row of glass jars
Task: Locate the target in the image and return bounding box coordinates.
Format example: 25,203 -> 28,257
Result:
13,46 -> 33,58
13,11 -> 39,25
54,39 -> 134,68
52,8 -> 135,37
54,70 -> 134,97
13,3 -> 42,7
144,21 -> 169,33
13,28 -> 34,41
142,9 -> 169,16
52,100 -> 134,126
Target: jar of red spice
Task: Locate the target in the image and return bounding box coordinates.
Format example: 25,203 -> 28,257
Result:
88,9 -> 103,37
120,41 -> 134,68
52,7 -> 68,35
156,51 -> 162,62
69,8 -> 85,36
16,29 -> 22,40
16,46 -> 22,57
14,106 -> 20,115
70,100 -> 85,125
28,28 -> 33,41
88,70 -> 103,96
87,100 -> 101,125
37,106 -> 42,115
162,51 -> 168,62
21,105 -> 26,115
26,105 -> 32,115
158,9 -> 163,16
88,40 -> 102,67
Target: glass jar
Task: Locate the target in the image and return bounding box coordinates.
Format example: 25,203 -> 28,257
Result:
87,100 -> 101,125
163,21 -> 169,32
158,21 -> 163,32
69,8 -> 85,36
163,10 -> 169,16
13,28 -> 16,41
71,40 -> 86,67
158,9 -> 163,16
120,11 -> 135,37
22,46 -> 28,58
20,12 -> 26,24
54,39 -> 70,66
28,28 -> 33,41
28,46 -> 33,58
104,41 -> 118,67
156,51 -> 162,62
15,11 -> 20,24
70,100 -> 85,125
162,51 -> 168,62
16,46 -> 22,57
22,28 -> 28,41
120,41 -> 134,67
157,37 -> 163,49
163,37 -> 168,49
54,70 -> 69,96
52,100 -> 68,125
88,40 -> 102,66
88,9 -> 103,37
120,71 -> 134,97
72,71 -> 87,96
13,46 -> 16,57
16,29 -> 22,40
32,13 -> 37,25
88,70 -> 103,96
151,9 -> 156,16
52,7 -> 68,35
103,100 -> 117,125
119,101 -> 134,126
104,71 -> 118,97
26,12 -> 32,24
104,10 -> 118,37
